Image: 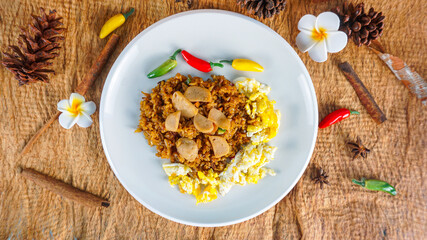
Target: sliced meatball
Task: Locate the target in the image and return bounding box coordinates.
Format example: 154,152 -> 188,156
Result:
172,91 -> 198,118
208,136 -> 230,157
184,86 -> 212,102
165,111 -> 181,132
193,114 -> 214,133
208,108 -> 231,130
176,138 -> 198,162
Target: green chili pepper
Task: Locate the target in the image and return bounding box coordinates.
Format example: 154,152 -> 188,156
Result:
217,127 -> 226,135
147,49 -> 182,79
186,77 -> 191,85
352,178 -> 397,196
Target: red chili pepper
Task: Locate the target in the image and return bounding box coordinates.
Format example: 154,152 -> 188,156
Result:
181,50 -> 223,72
319,108 -> 359,129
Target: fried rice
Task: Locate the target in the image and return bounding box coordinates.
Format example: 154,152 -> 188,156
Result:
137,73 -> 250,172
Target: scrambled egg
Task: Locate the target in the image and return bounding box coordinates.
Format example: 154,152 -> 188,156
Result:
218,143 -> 277,196
162,143 -> 276,203
234,77 -> 280,145
162,77 -> 280,204
163,163 -> 219,204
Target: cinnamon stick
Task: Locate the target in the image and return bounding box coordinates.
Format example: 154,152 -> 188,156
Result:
20,33 -> 120,155
338,62 -> 387,124
75,33 -> 120,95
20,112 -> 61,156
18,167 -> 110,208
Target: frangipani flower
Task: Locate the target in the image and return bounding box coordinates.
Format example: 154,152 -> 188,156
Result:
296,12 -> 348,62
57,93 -> 96,129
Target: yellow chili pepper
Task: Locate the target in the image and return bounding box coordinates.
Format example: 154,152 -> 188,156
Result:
220,59 -> 264,72
99,8 -> 134,39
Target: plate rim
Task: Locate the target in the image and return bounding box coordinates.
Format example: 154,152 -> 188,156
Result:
99,9 -> 318,227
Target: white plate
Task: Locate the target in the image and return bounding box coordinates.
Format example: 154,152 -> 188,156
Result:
100,10 -> 318,227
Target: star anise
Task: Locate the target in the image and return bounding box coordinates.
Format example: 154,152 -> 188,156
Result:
348,137 -> 370,160
312,167 -> 329,189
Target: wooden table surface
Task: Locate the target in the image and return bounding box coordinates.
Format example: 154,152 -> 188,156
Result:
0,0 -> 426,239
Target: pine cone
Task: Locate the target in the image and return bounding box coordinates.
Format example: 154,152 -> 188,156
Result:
237,0 -> 287,19
332,2 -> 384,47
1,8 -> 64,85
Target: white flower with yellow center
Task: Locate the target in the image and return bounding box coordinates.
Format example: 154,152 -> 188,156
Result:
57,93 -> 96,129
296,12 -> 348,63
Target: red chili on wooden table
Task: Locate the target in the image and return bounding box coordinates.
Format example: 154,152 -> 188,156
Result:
319,108 -> 359,129
181,50 -> 223,72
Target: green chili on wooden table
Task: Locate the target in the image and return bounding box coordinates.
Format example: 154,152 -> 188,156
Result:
352,178 -> 397,196
147,49 -> 182,79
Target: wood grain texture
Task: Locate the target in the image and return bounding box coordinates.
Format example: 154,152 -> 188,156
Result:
0,0 -> 426,239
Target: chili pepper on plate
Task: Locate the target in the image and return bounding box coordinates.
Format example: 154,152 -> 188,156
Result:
217,127 -> 226,135
147,49 -> 182,79
181,50 -> 223,72
319,108 -> 359,129
220,59 -> 264,72
352,178 -> 397,196
99,8 -> 135,39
